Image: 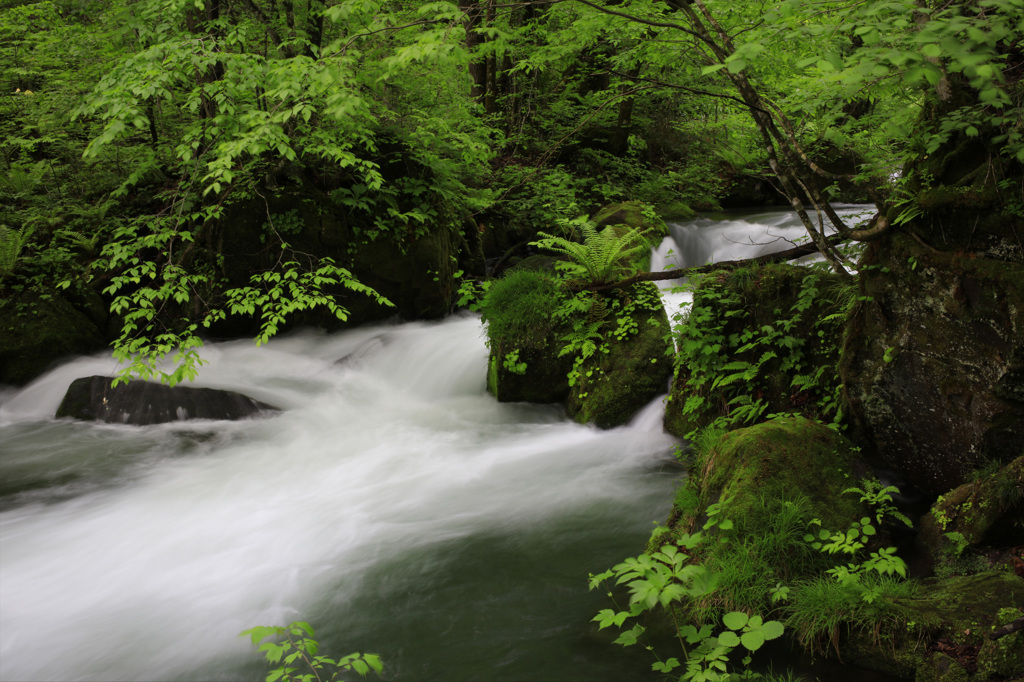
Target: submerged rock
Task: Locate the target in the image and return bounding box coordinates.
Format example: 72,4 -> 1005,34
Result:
56,376 -> 279,425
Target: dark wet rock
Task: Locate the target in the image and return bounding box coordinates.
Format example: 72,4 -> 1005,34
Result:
56,376 -> 278,425
841,232 -> 1024,495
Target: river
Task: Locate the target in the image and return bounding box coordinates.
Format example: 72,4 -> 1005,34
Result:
0,205 -> 871,681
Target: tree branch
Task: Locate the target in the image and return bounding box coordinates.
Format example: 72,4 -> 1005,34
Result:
990,616 -> 1024,641
568,233 -> 849,292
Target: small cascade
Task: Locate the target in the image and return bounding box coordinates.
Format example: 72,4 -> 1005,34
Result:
650,204 -> 873,321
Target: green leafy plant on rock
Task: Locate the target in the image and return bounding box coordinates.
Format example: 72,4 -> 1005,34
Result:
589,502 -> 787,681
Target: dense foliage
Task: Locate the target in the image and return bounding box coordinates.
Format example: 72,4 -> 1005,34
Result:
3,0 -> 1021,379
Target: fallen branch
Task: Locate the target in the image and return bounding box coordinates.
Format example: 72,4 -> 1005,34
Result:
990,616 -> 1024,641
570,233 -> 848,292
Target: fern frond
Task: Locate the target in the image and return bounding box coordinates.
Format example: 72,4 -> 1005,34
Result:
533,221 -> 652,286
0,224 -> 34,279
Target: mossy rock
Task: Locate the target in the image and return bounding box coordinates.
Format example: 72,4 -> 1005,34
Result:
843,572 -> 1024,681
566,282 -> 673,428
0,286 -> 106,385
688,416 -> 868,532
656,200 -> 698,222
917,456 -> 1024,567
591,201 -> 669,242
664,263 -> 851,439
977,606 -> 1024,679
841,232 -> 1024,495
482,269 -> 573,404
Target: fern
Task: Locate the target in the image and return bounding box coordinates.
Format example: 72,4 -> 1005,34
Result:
58,228 -> 103,256
0,224 -> 35,280
532,217 -> 651,286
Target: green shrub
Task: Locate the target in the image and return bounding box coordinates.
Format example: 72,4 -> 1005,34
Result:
479,268 -> 562,348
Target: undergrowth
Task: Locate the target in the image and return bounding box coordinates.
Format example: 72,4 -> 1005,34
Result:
669,263 -> 863,437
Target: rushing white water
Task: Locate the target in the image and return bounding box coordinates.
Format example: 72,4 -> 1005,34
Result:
652,204 -> 873,321
0,315 -> 678,682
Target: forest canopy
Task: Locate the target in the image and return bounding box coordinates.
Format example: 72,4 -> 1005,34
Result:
1,0 -> 1022,381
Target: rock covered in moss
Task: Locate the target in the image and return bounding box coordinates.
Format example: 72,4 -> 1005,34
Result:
977,607 -> 1024,679
0,286 -> 107,386
841,232 -> 1024,495
482,269 -> 572,404
917,456 -> 1024,567
845,572 -> 1024,682
685,416 -> 868,532
664,264 -> 850,439
591,201 -> 669,240
566,282 -> 673,428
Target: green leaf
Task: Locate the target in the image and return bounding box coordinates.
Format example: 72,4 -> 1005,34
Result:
761,620 -> 785,641
717,630 -> 741,647
740,630 -> 766,651
727,59 -> 748,73
722,611 -> 749,631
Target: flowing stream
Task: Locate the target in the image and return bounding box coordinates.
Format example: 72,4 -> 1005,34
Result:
1,317 -> 678,681
0,206 -> 872,681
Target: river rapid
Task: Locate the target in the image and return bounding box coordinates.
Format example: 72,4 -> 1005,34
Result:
0,316 -> 680,681
0,205 -> 871,681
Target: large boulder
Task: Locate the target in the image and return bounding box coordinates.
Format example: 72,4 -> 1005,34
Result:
841,231 -> 1024,495
482,274 -> 672,427
56,375 -> 278,425
681,416 -> 869,533
482,269 -> 573,404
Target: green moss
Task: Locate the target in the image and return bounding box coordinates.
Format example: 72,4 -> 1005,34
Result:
693,416 -> 867,532
481,269 -> 573,403
565,282 -> 673,428
480,269 -> 561,348
977,607 -> 1024,678
841,572 -> 1024,681
656,200 -> 698,221
591,200 -> 669,242
918,456 -> 1024,570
